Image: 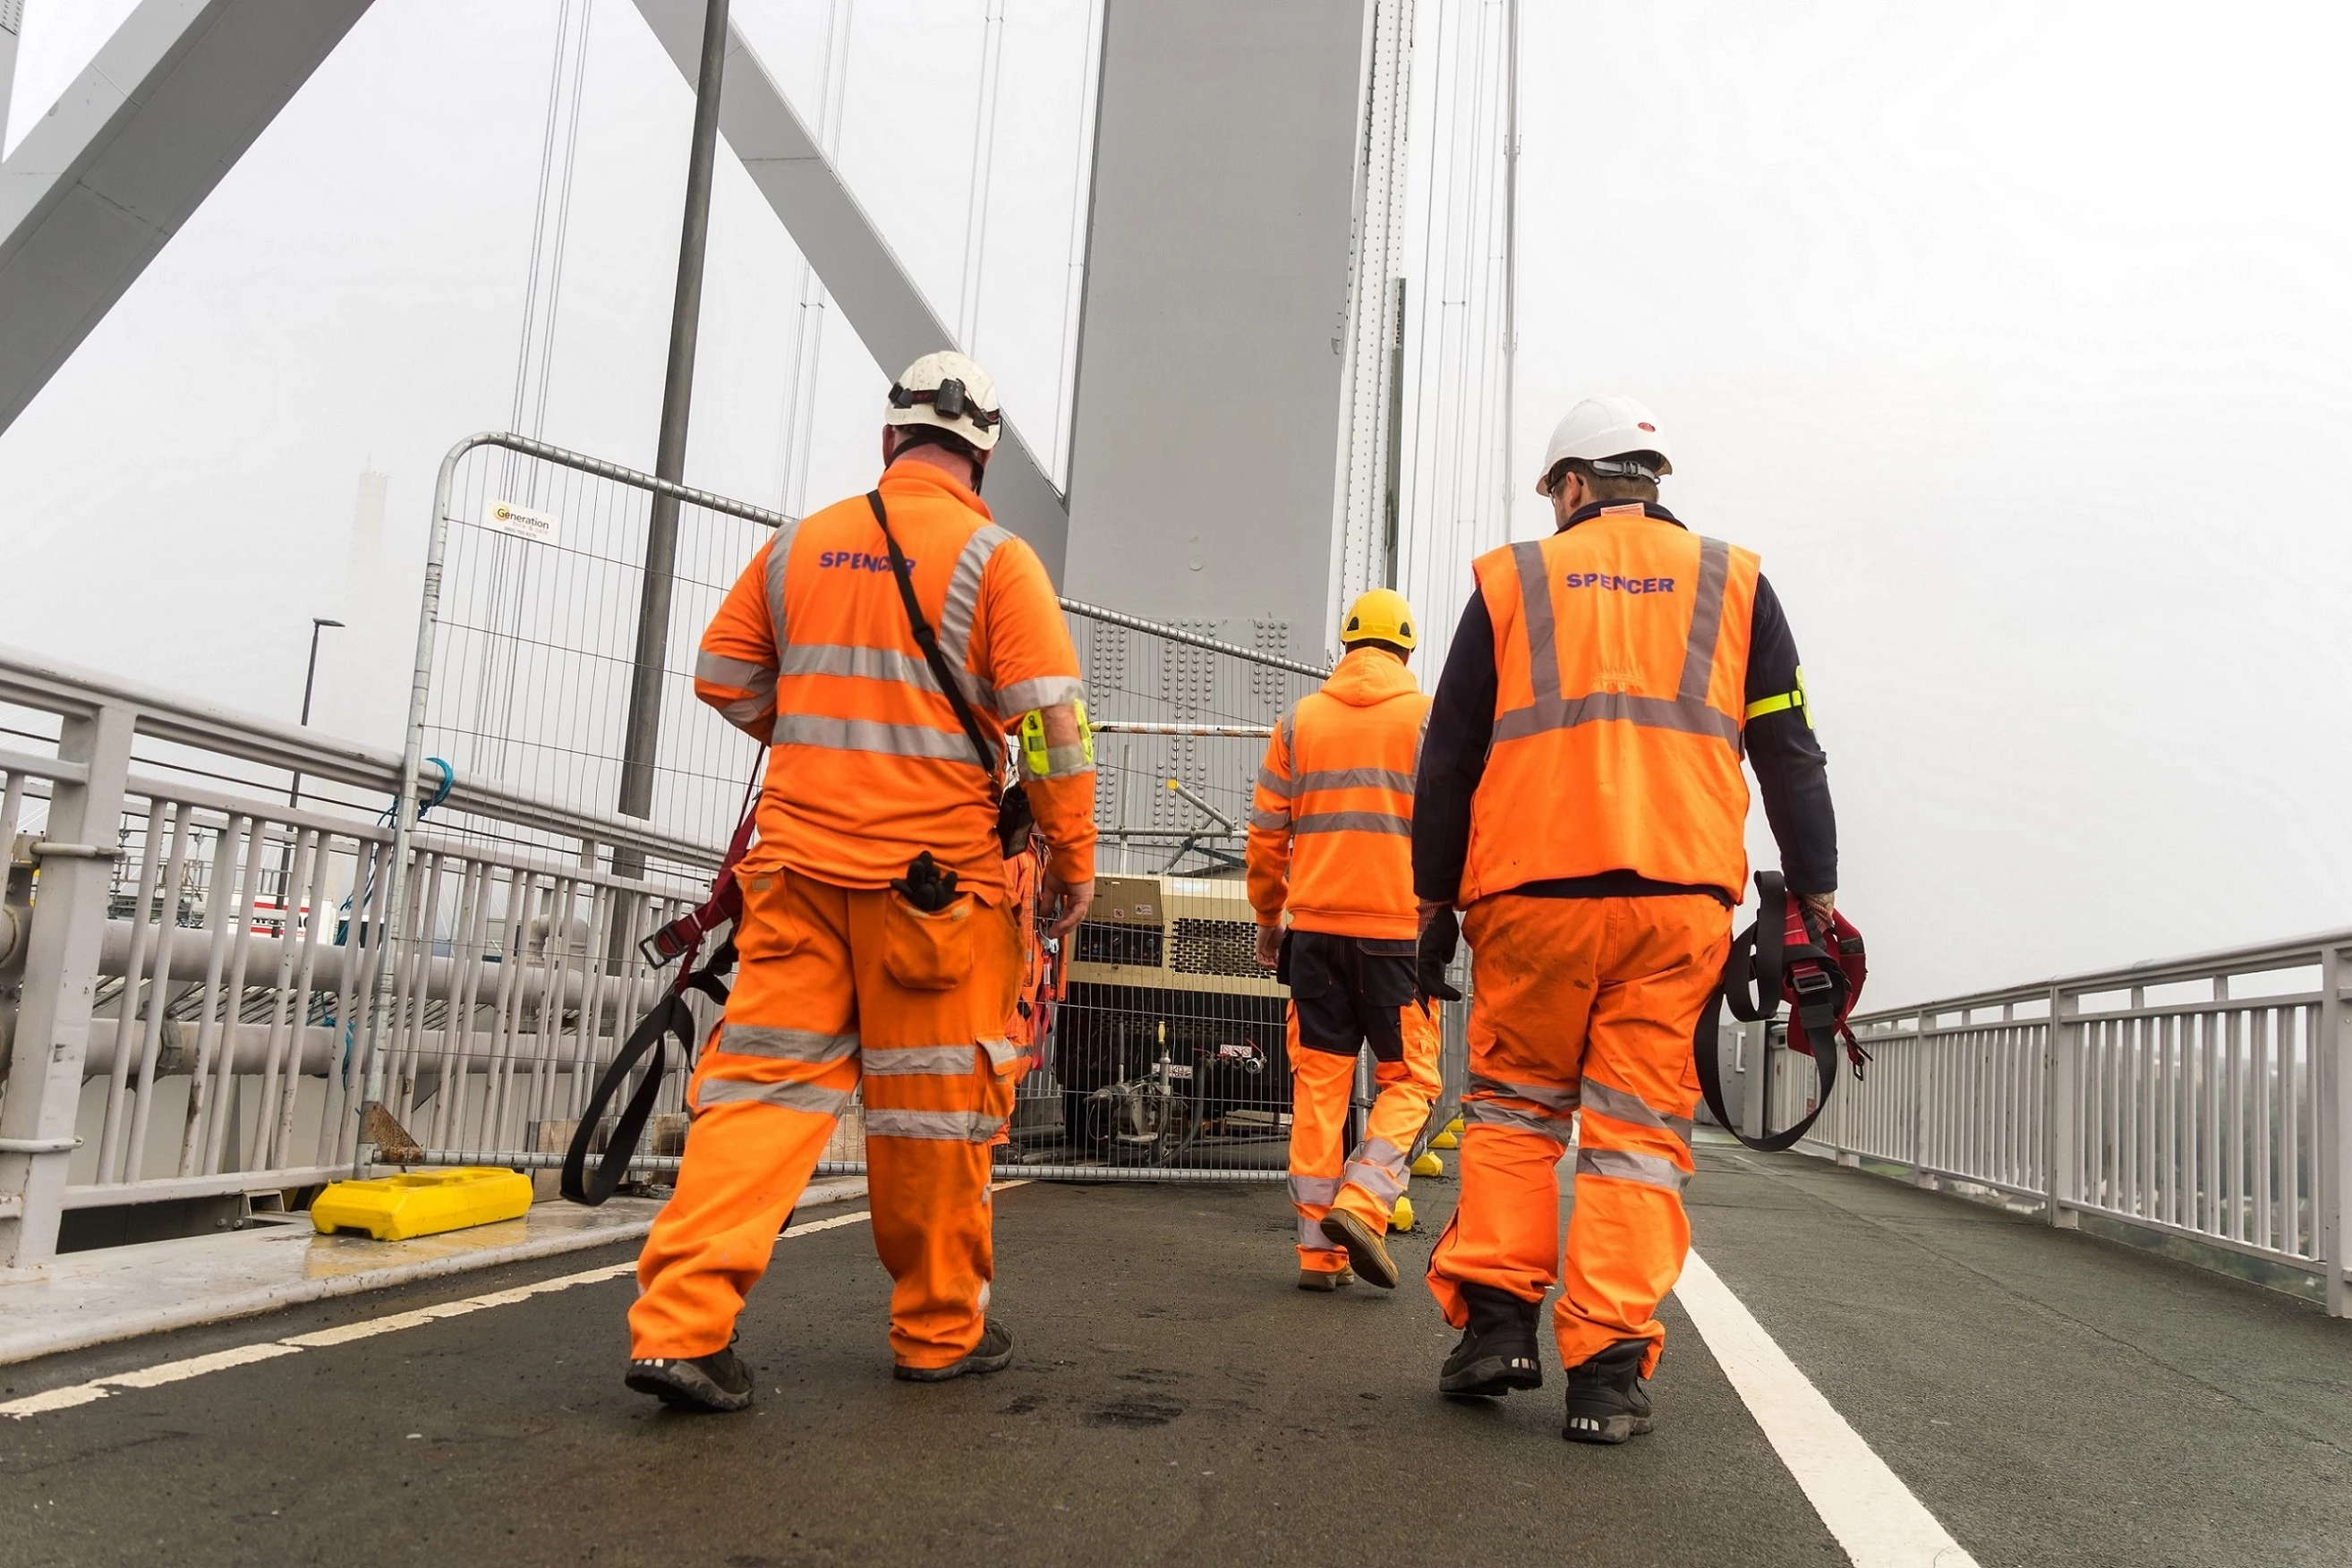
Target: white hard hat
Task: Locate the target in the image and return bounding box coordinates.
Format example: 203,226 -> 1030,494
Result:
886,351 -> 1003,452
1536,395 -> 1673,495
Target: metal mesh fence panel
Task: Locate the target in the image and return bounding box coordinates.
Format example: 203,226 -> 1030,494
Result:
422,438 -> 776,873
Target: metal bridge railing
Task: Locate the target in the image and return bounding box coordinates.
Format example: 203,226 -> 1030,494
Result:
1802,930 -> 2352,1313
0,643 -> 720,1266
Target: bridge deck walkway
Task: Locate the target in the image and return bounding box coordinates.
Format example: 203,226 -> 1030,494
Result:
2,1146 -> 2347,1567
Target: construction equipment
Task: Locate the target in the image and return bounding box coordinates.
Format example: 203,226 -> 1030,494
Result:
1048,873 -> 1290,1161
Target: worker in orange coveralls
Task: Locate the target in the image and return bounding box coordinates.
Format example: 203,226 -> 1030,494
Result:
1414,396 -> 1837,1444
1247,589 -> 1441,1293
625,353 -> 1096,1412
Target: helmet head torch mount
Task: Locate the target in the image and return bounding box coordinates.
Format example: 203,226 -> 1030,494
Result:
886,351 -> 1005,452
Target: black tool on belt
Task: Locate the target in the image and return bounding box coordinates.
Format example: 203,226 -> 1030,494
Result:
560,805 -> 757,1206
867,490 -> 1034,857
1694,869 -> 1870,1153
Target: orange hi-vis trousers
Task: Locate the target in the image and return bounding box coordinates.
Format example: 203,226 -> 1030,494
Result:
1289,1001 -> 1442,1274
630,866 -> 1021,1371
1426,894 -> 1728,1375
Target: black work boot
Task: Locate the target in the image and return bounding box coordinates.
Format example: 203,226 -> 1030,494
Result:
894,1317 -> 1015,1383
626,1346 -> 754,1413
1438,1283 -> 1544,1396
1562,1338 -> 1655,1444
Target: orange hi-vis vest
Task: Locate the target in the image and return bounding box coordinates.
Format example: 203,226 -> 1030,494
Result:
1248,646 -> 1431,941
691,463 -> 1097,901
1462,505 -> 1760,903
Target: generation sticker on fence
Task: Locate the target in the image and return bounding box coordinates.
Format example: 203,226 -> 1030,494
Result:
482,499 -> 561,546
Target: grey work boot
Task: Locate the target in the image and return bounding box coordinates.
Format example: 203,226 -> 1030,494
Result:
1438,1283 -> 1544,1396
626,1346 -> 754,1413
894,1317 -> 1015,1383
1562,1338 -> 1656,1444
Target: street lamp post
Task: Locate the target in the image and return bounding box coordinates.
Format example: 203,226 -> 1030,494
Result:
278,618 -> 344,904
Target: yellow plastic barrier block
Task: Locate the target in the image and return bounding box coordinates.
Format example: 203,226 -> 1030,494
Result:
1391,1194 -> 1416,1232
310,1167 -> 533,1241
1411,1151 -> 1444,1178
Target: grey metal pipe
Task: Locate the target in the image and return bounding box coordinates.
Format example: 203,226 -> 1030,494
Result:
407,1148 -> 1284,1184
1056,597 -> 1333,679
620,0 -> 733,824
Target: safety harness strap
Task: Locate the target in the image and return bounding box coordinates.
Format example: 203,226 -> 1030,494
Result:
1695,870 -> 1846,1154
866,490 -> 1035,857
564,788 -> 759,1207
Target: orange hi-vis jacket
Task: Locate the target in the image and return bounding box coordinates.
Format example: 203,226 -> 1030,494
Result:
693,462 -> 1097,902
1461,505 -> 1760,903
1247,646 -> 1431,941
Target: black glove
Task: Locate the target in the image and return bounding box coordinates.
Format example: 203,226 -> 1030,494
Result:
1417,908 -> 1462,1002
891,851 -> 962,913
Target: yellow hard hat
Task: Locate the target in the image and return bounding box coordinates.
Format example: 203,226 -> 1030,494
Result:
1340,588 -> 1418,652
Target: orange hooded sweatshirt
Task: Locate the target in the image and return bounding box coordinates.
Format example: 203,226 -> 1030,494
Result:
1246,646 -> 1430,941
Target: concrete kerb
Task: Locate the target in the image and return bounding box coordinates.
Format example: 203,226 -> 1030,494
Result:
0,1177 -> 868,1367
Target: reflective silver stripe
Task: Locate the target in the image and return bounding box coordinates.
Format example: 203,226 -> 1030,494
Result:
865,1106 -> 1004,1143
1494,533 -> 1742,750
997,674 -> 1087,712
1293,767 -> 1415,795
979,1035 -> 1019,1070
1249,807 -> 1291,832
1469,1072 -> 1580,1115
1343,1160 -> 1405,1205
720,695 -> 776,728
1291,810 -> 1410,837
1576,1145 -> 1691,1192
936,524 -> 1014,702
1299,1215 -> 1340,1249
780,642 -> 937,688
1490,690 -> 1742,746
763,520 -> 801,646
696,652 -> 775,691
1675,538 -> 1732,704
1040,743 -> 1092,779
716,1025 -> 860,1064
1464,1099 -> 1572,1144
1289,1174 -> 1341,1206
1256,765 -> 1295,798
1579,1074 -> 1691,1148
862,1044 -> 979,1076
696,1077 -> 853,1117
1512,540 -> 1560,703
771,712 -> 984,765
1342,1136 -> 1410,1203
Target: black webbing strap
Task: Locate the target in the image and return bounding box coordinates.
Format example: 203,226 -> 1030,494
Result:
561,938 -> 734,1206
866,490 -> 1003,786
865,491 -> 1033,856
1695,870 -> 1846,1154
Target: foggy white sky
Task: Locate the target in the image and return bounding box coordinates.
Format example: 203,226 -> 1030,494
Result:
1,1 -> 2346,1005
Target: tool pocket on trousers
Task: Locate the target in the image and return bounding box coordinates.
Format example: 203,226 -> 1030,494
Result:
882,891 -> 975,991
1286,933 -> 1334,1001
733,872 -> 799,964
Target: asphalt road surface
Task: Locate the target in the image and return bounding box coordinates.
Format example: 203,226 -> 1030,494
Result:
4,1147 -> 2348,1567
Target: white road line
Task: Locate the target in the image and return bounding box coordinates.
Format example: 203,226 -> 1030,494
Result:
0,1181 -> 1034,1421
1675,1249 -> 1980,1568
0,1200 -> 912,1421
